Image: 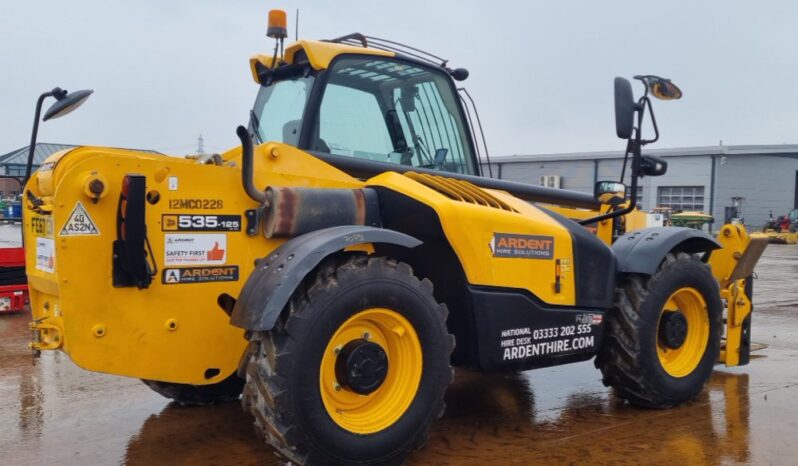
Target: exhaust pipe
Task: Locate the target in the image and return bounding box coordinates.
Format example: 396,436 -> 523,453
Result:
236,125 -> 268,205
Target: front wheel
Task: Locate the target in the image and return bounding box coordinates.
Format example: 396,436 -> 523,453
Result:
242,255 -> 454,466
596,252 -> 722,408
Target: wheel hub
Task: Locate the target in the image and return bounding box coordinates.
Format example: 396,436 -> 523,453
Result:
659,310 -> 688,349
335,338 -> 389,395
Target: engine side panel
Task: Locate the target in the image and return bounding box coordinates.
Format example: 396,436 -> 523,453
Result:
368,172 -> 579,307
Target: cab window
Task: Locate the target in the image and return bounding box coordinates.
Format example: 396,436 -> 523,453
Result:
311,56 -> 475,175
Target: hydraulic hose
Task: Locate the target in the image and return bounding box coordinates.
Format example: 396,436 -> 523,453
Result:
236,125 -> 268,204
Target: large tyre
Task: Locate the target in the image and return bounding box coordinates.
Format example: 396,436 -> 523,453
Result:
142,373 -> 244,406
596,252 -> 722,408
242,254 -> 454,466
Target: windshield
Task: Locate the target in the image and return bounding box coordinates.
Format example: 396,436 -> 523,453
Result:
251,75 -> 314,145
311,57 -> 475,175
249,57 -> 476,176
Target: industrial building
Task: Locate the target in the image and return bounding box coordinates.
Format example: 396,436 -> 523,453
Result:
485,144 -> 798,230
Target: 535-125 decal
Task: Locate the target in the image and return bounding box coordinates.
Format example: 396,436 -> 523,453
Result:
162,214 -> 241,232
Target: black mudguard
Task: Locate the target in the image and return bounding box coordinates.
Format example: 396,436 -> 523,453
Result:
613,227 -> 721,275
230,225 -> 422,331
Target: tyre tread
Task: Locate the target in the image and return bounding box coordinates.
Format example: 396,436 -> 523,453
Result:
241,253 -> 454,465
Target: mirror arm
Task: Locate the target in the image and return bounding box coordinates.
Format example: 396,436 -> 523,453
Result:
579,129 -> 641,226
25,90 -> 57,184
640,96 -> 660,146
619,137 -> 633,183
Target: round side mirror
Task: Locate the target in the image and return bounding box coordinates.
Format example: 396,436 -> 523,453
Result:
614,77 -> 635,139
43,89 -> 94,121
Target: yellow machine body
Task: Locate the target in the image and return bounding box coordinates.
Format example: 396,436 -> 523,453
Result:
24,140 -> 589,384
23,38 -> 760,386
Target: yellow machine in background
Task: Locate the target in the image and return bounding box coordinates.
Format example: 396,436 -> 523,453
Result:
24,10 -> 768,466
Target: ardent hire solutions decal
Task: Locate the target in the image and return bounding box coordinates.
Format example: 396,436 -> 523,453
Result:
162,266 -> 239,284
489,233 -> 555,259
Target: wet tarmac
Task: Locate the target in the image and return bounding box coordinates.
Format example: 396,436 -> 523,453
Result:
2,243 -> 797,465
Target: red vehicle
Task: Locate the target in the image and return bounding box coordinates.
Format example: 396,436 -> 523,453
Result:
0,247 -> 28,313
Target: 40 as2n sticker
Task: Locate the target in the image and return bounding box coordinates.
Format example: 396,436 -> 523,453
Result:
162,214 -> 241,232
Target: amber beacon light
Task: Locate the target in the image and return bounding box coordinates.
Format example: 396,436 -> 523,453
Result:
267,9 -> 288,39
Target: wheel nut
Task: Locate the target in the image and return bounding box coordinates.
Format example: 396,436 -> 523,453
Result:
334,345 -> 342,355
334,382 -> 342,392
362,331 -> 371,340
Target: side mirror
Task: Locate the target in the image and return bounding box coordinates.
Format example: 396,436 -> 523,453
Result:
43,89 -> 93,121
595,181 -> 627,206
614,77 -> 635,139
646,76 -> 682,100
640,154 -> 668,176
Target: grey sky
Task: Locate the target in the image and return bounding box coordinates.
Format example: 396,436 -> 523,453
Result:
2,0 -> 796,158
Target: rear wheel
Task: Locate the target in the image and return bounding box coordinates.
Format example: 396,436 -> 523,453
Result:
596,252 -> 722,408
242,255 -> 454,465
141,373 -> 244,406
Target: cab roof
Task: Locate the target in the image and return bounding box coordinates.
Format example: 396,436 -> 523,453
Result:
249,39 -> 394,84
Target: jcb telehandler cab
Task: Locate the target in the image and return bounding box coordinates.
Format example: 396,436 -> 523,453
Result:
23,10 -> 767,466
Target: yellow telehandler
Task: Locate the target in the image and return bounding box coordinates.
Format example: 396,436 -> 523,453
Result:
23,10 -> 767,465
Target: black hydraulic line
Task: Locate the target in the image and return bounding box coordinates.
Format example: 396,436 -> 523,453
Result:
310,151 -> 600,210
236,125 -> 267,204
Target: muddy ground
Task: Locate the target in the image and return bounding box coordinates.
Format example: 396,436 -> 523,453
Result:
1,238 -> 797,465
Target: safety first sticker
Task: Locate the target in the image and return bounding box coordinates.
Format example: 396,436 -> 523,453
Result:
164,233 -> 227,266
60,201 -> 99,236
162,266 -> 239,284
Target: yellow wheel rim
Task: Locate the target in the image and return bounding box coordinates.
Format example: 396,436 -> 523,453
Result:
657,287 -> 709,378
319,308 -> 422,434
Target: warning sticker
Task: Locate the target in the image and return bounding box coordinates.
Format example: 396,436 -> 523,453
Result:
60,201 -> 100,236
36,237 -> 55,273
162,266 -> 239,284
164,233 -> 227,266
489,233 -> 554,259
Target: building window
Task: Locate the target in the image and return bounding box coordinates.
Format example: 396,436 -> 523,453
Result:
657,186 -> 705,212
